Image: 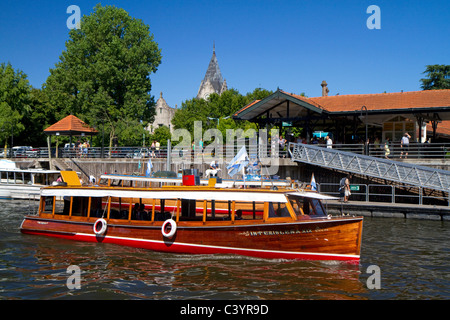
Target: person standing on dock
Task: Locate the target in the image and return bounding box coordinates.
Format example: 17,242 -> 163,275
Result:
384,137 -> 390,159
339,174 -> 352,203
326,135 -> 333,149
400,132 -> 411,159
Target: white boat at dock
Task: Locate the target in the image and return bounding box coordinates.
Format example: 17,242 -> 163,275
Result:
0,160 -> 61,200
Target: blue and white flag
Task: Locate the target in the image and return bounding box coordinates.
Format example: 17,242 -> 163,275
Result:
310,173 -> 317,191
227,146 -> 249,177
146,158 -> 153,177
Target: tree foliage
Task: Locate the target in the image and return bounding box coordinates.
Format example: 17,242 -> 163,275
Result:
150,125 -> 171,146
420,64 -> 450,90
171,88 -> 273,141
43,4 -> 162,147
0,63 -> 31,147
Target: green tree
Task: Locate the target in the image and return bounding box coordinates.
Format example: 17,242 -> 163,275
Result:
43,4 -> 162,147
171,88 -> 272,140
20,88 -> 58,146
420,65 -> 450,90
0,62 -> 31,148
150,125 -> 171,146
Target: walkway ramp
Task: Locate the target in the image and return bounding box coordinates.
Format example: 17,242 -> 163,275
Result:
288,142 -> 450,193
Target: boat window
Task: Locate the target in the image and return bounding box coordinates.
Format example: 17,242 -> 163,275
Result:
287,195 -> 326,217
267,202 -> 290,218
42,196 -> 54,213
310,199 -> 326,216
110,179 -> 122,186
70,197 -> 89,217
234,201 -> 264,220
23,173 -> 32,185
90,197 -> 104,218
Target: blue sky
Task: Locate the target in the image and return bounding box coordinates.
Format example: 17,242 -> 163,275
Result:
1,0 -> 449,108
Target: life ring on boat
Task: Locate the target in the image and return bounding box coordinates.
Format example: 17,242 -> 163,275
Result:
161,219 -> 177,238
93,218 -> 107,235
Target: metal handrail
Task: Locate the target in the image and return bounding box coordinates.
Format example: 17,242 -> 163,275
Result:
289,142 -> 450,194
3,141 -> 450,160
317,182 -> 449,206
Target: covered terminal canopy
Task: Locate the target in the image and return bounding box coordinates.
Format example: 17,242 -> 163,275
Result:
233,88 -> 450,143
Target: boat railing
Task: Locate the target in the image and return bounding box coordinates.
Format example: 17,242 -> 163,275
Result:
27,193 -> 40,215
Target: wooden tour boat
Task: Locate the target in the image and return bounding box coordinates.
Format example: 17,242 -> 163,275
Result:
20,171 -> 363,261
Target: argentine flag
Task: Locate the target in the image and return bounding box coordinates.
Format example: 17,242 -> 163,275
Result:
310,173 -> 317,191
227,146 -> 249,177
146,158 -> 153,177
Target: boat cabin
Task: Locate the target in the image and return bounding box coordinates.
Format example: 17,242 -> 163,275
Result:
37,186 -> 334,226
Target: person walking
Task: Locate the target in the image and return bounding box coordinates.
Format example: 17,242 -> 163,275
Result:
384,137 -> 391,159
339,174 -> 352,203
326,135 -> 333,149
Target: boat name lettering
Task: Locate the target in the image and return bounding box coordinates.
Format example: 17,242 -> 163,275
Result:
37,221 -> 48,225
248,228 -> 328,236
250,229 -> 311,236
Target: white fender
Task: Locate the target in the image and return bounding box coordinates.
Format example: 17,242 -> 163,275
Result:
161,219 -> 177,238
93,218 -> 107,235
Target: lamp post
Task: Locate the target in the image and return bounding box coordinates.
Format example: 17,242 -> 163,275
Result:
101,119 -> 105,159
361,106 -> 368,155
1,121 -> 13,158
207,116 -> 230,126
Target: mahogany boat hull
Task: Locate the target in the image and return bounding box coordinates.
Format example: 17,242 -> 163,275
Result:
20,215 -> 363,261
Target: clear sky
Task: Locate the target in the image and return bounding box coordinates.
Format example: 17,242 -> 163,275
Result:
1,0 -> 449,109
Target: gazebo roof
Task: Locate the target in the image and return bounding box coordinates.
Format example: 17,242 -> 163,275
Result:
44,115 -> 98,135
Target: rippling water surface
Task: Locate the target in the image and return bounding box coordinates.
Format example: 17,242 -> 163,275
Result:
0,200 -> 448,300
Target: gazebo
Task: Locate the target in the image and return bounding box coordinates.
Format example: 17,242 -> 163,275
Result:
44,115 -> 98,157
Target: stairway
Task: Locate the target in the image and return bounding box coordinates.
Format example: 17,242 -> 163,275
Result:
288,142 -> 450,193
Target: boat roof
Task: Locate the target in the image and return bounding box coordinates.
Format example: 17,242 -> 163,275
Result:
0,168 -> 60,174
41,185 -> 338,202
100,174 -> 291,186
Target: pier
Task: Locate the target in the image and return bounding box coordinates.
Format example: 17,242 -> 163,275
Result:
11,151 -> 450,221
326,200 -> 450,221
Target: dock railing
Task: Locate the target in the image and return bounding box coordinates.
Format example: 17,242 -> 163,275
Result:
317,182 -> 449,206
3,141 -> 450,160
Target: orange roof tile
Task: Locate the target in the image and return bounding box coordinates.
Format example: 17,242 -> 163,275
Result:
233,100 -> 260,116
309,89 -> 450,112
44,115 -> 98,134
281,90 -> 324,110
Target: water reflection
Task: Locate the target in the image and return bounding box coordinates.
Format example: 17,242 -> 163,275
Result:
1,200 -> 449,300
16,237 -> 367,299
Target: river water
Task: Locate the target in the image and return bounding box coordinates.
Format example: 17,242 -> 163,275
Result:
0,200 -> 448,300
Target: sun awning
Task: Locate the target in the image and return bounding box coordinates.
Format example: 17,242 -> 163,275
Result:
287,191 -> 338,200
41,187 -> 289,203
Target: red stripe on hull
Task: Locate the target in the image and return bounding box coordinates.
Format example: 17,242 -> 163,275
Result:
21,228 -> 360,262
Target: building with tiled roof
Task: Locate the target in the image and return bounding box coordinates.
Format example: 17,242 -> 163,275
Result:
233,83 -> 450,143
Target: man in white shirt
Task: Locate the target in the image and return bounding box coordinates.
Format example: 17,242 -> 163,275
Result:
400,132 -> 411,159
326,135 -> 333,149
